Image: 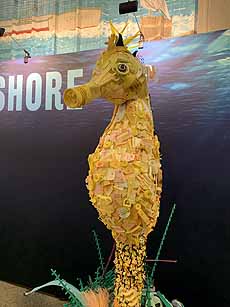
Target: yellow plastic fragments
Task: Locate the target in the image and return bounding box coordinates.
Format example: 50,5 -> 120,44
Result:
64,22 -> 162,307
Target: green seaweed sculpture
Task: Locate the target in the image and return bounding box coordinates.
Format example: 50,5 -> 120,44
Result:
25,230 -> 115,307
51,269 -> 83,307
92,230 -> 105,274
76,230 -> 115,293
141,203 -> 176,307
150,204 -> 176,285
25,205 -> 182,307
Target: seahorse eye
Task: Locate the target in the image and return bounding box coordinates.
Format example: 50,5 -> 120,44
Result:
117,63 -> 129,74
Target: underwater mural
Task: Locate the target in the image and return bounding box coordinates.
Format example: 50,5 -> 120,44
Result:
0,0 -> 196,61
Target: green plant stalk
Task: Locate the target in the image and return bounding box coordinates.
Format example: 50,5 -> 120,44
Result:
150,203 -> 176,283
92,230 -> 105,273
51,269 -> 82,307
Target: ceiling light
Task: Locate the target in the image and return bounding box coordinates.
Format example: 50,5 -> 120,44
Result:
119,0 -> 138,14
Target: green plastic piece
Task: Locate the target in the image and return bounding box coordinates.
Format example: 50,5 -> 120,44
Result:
150,203 -> 176,283
156,291 -> 173,307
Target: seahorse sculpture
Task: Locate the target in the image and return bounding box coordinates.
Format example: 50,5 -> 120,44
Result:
64,25 -> 162,307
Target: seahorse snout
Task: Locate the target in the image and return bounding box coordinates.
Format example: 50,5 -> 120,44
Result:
64,82 -> 100,108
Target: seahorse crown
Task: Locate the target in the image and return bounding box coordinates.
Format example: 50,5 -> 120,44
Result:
107,21 -> 140,50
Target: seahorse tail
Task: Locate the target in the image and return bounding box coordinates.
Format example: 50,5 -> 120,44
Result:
114,239 -> 146,307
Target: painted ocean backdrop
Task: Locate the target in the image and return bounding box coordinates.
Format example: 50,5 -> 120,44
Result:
0,29 -> 229,307
0,0 -> 196,61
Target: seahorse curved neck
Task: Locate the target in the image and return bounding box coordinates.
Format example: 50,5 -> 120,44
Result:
103,95 -> 154,140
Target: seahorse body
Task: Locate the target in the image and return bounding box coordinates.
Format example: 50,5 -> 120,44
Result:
86,97 -> 162,244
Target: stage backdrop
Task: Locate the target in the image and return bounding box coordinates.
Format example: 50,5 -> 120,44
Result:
0,29 -> 230,307
0,0 -> 196,61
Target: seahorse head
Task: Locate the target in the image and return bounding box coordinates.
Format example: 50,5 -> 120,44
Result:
64,24 -> 148,108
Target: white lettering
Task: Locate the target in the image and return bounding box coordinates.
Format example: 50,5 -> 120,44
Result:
0,76 -> 5,111
1,69 -> 84,112
67,69 -> 83,88
66,69 -> 83,110
26,73 -> 42,111
8,75 -> 23,111
45,71 -> 63,111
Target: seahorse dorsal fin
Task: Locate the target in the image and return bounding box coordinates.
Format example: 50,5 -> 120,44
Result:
110,21 -> 119,35
107,34 -> 116,49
